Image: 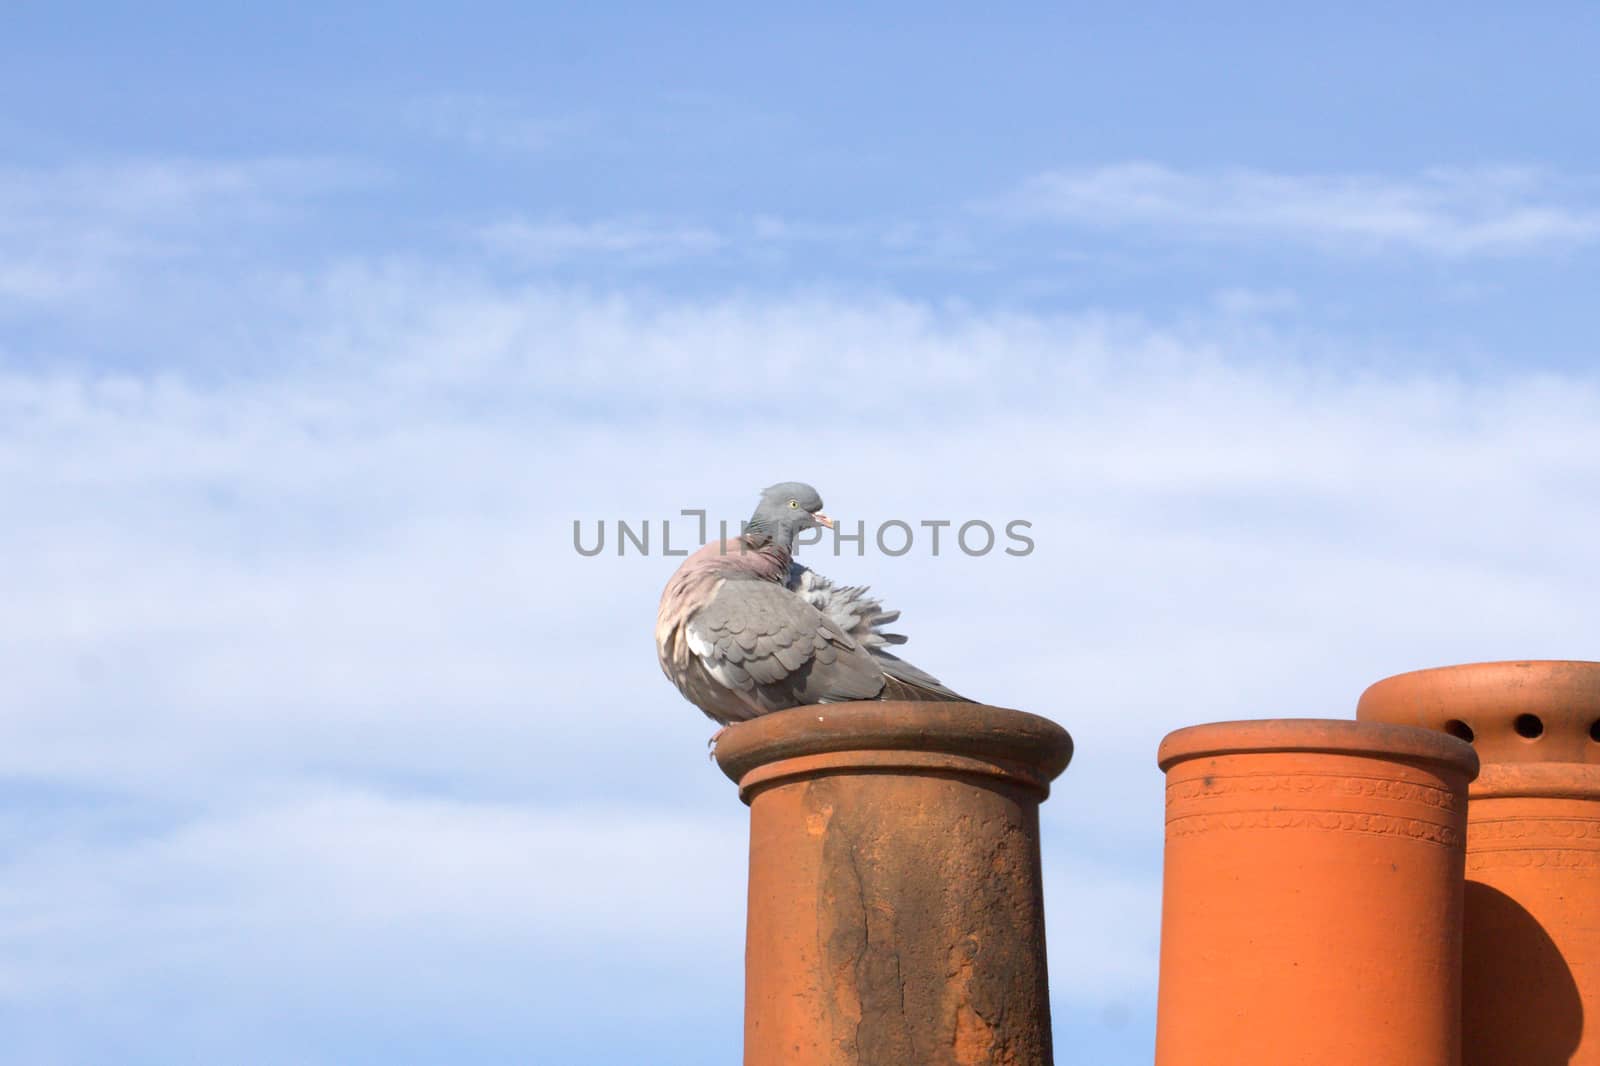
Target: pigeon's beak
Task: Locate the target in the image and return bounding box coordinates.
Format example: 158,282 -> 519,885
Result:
811,511 -> 834,529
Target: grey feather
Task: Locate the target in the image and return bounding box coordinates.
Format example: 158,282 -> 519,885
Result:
787,563 -> 968,702
687,580 -> 884,712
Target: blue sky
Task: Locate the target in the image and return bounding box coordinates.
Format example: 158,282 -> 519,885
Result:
3,6 -> 1600,1064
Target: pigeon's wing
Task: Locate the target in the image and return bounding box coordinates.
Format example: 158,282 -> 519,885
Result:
788,563 -> 971,702
687,578 -> 887,712
788,563 -> 907,652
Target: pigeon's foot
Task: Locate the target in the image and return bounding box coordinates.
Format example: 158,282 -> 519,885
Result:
706,726 -> 728,760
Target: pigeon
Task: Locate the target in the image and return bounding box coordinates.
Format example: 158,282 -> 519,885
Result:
656,482 -> 970,728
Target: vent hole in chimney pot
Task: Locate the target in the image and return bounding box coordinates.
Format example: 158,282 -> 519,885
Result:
1590,719 -> 1600,743
1513,714 -> 1544,740
1443,719 -> 1475,743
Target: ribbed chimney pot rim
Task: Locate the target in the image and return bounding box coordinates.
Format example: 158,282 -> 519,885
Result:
712,700 -> 1073,795
1158,717 -> 1480,778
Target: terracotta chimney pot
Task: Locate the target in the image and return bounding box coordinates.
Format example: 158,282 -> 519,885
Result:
1154,719 -> 1478,1066
714,701 -> 1073,1066
1359,660 -> 1600,1066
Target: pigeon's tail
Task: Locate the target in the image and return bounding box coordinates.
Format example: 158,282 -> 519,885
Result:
876,651 -> 973,703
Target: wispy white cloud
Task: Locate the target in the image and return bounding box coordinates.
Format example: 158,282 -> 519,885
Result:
0,158 -> 359,220
1042,856 -> 1161,1005
0,789 -> 746,1058
0,158 -> 365,307
410,94 -> 581,154
465,207 -> 1004,274
1007,163 -> 1600,255
1212,285 -> 1300,316
476,216 -> 724,265
0,791 -> 745,981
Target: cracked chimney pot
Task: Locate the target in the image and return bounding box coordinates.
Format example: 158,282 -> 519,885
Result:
1359,660 -> 1600,1066
1154,719 -> 1478,1066
714,701 -> 1073,1066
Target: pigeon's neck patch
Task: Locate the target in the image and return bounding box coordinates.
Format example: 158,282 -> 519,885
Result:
728,534 -> 791,581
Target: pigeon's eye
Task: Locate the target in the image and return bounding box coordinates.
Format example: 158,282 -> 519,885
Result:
788,499 -> 798,508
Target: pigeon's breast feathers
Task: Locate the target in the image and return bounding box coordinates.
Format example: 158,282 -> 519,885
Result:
655,537 -> 790,709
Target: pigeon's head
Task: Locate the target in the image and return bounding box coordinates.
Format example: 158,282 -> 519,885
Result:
749,481 -> 834,550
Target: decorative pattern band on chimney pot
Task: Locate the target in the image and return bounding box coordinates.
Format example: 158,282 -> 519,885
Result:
1153,719 -> 1478,1066
714,701 -> 1073,1066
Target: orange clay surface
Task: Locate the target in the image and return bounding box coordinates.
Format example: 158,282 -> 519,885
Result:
714,701 -> 1072,1066
1154,719 -> 1477,1066
1361,661 -> 1600,1066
